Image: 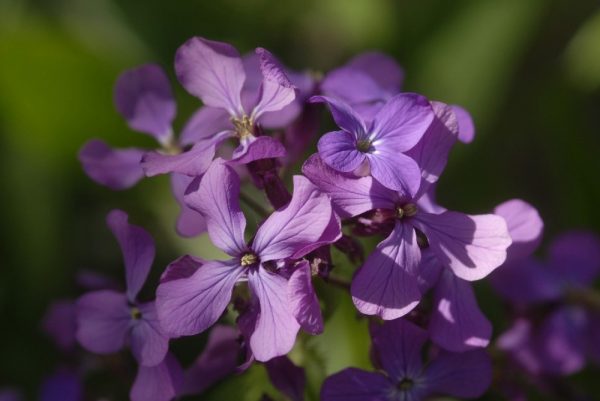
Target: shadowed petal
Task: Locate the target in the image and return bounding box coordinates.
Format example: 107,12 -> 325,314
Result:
248,267 -> 300,361
75,290 -> 130,354
416,249 -> 443,293
229,136 -> 286,164
288,261 -> 323,334
142,141 -> 216,177
170,174 -> 207,238
131,353 -> 184,401
302,154 -> 396,218
265,356 -> 306,401
252,48 -> 296,119
40,370 -> 82,401
78,139 -> 145,190
494,199 -> 543,261
42,300 -> 77,352
253,175 -> 333,261
351,222 -> 421,320
160,255 -> 204,284
321,368 -> 391,401
346,52 -> 403,93
114,64 -> 175,143
130,302 -> 169,367
106,209 -> 155,301
179,106 -> 234,146
413,211 -> 511,281
318,130 -> 366,173
175,37 -> 245,116
429,270 -> 492,352
184,160 -> 247,256
367,150 -> 421,196
321,69 -> 387,104
156,259 -> 244,337
548,231 -> 600,285
451,105 -> 475,144
309,95 -> 366,137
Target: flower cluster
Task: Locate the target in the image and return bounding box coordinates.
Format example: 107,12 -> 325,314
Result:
14,35 -> 594,401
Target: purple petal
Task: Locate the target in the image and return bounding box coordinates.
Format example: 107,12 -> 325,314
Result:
320,368 -> 392,401
175,37 -> 245,116
179,106 -> 234,146
78,139 -> 145,190
586,313 -> 600,365
265,356 -> 306,401
321,68 -> 389,105
367,150 -> 421,196
184,160 -> 247,256
247,267 -> 300,361
423,349 -> 492,398
351,222 -> 421,320
429,270 -> 492,352
416,249 -> 443,294
130,302 -> 169,367
288,261 -> 323,334
309,95 -> 367,137
229,136 -> 287,165
370,93 -> 434,152
114,64 -> 175,143
131,353 -> 184,401
182,325 -> 240,395
317,130 -> 366,173
156,258 -> 244,337
75,290 -> 130,354
282,103 -> 321,164
346,52 -> 403,94
413,211 -> 511,281
548,230 -> 600,285
160,254 -> 204,284
494,199 -> 543,261
40,370 -> 82,401
41,300 -> 77,351
251,48 -> 296,119
253,175 -> 333,261
142,141 -> 216,177
170,173 -> 207,238
302,154 -> 396,218
451,105 -> 475,144
406,101 -> 458,198
106,209 -> 155,301
372,319 -> 427,380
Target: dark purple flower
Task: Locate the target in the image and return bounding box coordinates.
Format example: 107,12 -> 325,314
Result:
39,369 -> 82,401
41,300 -> 77,352
156,159 -> 340,361
311,93 -> 434,195
76,210 -> 168,367
131,352 -> 184,401
321,319 -> 492,401
265,356 -> 306,401
302,102 -> 511,320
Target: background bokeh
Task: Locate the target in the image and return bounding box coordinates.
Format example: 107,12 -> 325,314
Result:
1,0 -> 599,399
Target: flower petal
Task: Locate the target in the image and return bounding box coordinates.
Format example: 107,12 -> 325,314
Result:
265,356 -> 306,401
309,95 -> 367,137
40,370 -> 82,401
321,68 -> 388,104
317,130 -> 366,173
131,353 -> 184,401
179,106 -> 234,146
413,211 -> 511,281
184,160 -> 247,256
248,267 -> 300,361
160,254 -> 204,284
302,154 -> 396,218
114,64 -> 175,143
75,290 -> 130,354
41,300 -> 77,352
451,105 -> 475,144
130,302 -> 169,367
429,270 -> 492,352
253,175 -> 333,261
142,141 -> 216,177
156,259 -> 244,337
229,136 -> 287,165
548,230 -> 600,285
416,249 -> 443,294
494,199 -> 543,261
106,209 -> 155,301
320,368 -> 392,401
367,150 -> 421,196
170,173 -> 207,238
288,261 -> 323,334
423,349 -> 492,398
175,37 -> 245,116
78,139 -> 145,190
370,93 -> 434,152
251,48 -> 296,119
351,222 -> 421,320
346,52 -> 404,94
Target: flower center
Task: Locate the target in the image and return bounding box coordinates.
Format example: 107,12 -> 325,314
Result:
356,138 -> 372,153
396,203 -> 418,219
397,378 -> 414,391
130,306 -> 142,320
240,252 -> 258,267
232,115 -> 254,139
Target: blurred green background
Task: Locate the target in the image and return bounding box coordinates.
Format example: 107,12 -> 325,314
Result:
1,0 -> 599,399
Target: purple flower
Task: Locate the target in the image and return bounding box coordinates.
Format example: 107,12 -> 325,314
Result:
41,300 -> 77,352
321,319 -> 492,401
156,159 -> 340,361
39,369 -> 82,401
265,356 -> 306,401
311,93 -> 434,195
131,352 -> 184,401
303,102 -> 511,320
76,210 -> 169,367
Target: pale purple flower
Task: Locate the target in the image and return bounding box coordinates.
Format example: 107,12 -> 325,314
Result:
156,159 -> 340,361
131,352 -> 184,401
321,319 -> 492,401
76,210 -> 169,367
303,102 -> 511,320
311,93 -> 434,195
